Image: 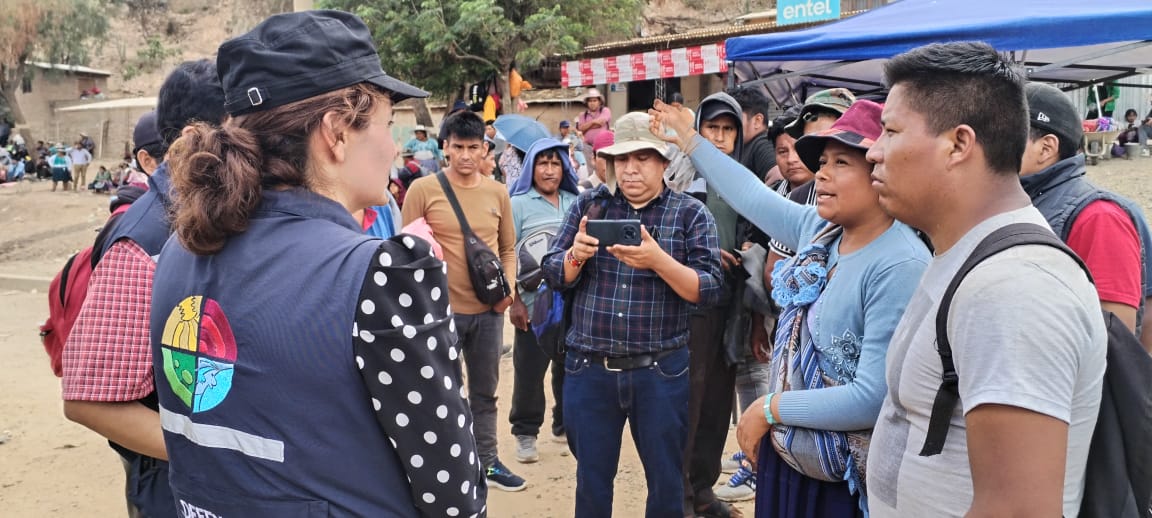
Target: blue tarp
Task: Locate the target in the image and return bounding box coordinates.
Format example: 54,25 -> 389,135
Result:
727,0 -> 1152,104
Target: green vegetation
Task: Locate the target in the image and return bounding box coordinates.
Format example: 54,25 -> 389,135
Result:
319,0 -> 643,112
0,0 -> 110,123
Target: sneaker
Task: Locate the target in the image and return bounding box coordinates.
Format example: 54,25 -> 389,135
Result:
486,459 -> 527,491
515,435 -> 539,463
720,451 -> 746,474
714,465 -> 756,502
1142,148 -> 1150,158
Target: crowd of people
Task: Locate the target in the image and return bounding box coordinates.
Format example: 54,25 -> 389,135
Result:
0,129 -> 136,194
49,8 -> 1152,518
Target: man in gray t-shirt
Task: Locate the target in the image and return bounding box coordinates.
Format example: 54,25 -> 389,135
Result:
863,42 -> 1105,517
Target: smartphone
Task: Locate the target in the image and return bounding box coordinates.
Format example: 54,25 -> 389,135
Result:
586,219 -> 643,247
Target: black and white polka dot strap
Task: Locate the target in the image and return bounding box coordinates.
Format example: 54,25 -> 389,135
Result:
353,233 -> 488,517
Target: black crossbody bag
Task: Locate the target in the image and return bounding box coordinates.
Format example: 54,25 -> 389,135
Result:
436,173 -> 510,306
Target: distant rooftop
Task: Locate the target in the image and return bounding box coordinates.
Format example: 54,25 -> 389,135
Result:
26,61 -> 113,77
575,12 -> 864,59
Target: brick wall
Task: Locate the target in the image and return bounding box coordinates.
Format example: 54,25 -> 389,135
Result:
12,72 -> 142,163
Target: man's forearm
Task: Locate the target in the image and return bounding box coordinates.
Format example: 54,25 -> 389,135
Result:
63,400 -> 167,460
653,254 -> 701,303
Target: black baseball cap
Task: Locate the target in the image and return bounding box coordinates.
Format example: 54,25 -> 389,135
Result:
217,10 -> 428,116
1025,82 -> 1083,147
132,111 -> 161,153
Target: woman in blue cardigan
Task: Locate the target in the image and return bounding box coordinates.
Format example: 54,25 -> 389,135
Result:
652,99 -> 929,517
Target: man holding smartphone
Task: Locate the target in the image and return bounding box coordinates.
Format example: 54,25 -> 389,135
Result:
541,112 -> 723,517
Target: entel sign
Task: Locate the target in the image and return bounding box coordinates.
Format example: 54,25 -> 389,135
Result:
778,0 -> 842,26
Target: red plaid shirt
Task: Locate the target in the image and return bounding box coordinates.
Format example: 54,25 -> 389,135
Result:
61,240 -> 156,401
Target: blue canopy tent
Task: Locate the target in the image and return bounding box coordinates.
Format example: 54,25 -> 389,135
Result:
726,0 -> 1152,107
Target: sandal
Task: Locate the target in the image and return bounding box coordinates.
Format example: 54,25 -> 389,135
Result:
695,499 -> 745,518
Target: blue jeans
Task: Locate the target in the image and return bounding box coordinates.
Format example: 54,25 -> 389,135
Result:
564,347 -> 690,518
453,311 -> 504,467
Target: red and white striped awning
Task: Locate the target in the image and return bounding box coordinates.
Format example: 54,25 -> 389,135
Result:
561,43 -> 729,88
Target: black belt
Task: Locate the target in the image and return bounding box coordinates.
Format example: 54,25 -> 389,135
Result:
584,348 -> 679,372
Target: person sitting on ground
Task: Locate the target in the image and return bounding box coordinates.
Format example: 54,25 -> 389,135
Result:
4,153 -> 26,183
1118,108 -> 1141,146
1137,95 -> 1152,155
89,165 -> 113,193
654,98 -> 929,517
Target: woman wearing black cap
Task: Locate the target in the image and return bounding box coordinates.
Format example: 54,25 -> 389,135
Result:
152,11 -> 486,517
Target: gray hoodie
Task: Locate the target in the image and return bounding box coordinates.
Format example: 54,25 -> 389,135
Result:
694,92 -> 749,252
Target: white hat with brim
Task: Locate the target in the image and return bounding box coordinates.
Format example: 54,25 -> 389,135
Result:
598,112 -> 672,194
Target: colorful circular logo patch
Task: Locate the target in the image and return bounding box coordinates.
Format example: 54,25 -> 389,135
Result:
160,296 -> 238,413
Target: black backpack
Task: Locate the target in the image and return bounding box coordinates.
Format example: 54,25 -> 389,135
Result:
436,173 -> 510,306
921,222 -> 1152,518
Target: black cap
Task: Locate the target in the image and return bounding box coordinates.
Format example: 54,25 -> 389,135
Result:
698,101 -> 739,125
1025,82 -> 1083,147
217,10 -> 428,116
132,111 -> 161,152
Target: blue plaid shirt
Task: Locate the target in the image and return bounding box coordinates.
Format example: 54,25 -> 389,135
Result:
541,185 -> 723,356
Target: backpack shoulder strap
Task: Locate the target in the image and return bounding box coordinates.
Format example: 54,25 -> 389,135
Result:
57,253 -> 78,307
436,172 -> 475,237
920,222 -> 1091,456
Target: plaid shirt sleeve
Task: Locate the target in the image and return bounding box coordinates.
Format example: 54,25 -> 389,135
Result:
61,240 -> 156,402
685,202 -> 723,308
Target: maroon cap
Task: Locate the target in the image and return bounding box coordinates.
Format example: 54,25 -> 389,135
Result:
794,100 -> 884,174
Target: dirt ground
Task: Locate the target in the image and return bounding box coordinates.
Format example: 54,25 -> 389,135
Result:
1,154 -> 1148,517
